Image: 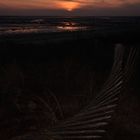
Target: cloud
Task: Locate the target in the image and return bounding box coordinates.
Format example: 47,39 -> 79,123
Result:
0,0 -> 140,15
0,0 -> 140,9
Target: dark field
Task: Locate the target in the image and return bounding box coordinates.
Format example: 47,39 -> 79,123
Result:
0,23 -> 140,140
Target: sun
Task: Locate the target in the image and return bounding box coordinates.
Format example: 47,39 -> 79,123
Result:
67,8 -> 73,12
58,1 -> 80,11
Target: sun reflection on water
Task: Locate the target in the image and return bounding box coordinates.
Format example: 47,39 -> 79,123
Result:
57,22 -> 87,32
0,21 -> 89,35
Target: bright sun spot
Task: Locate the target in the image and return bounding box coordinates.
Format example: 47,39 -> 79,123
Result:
58,2 -> 80,11
67,8 -> 72,12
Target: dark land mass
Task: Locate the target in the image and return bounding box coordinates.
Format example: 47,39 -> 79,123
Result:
0,26 -> 140,140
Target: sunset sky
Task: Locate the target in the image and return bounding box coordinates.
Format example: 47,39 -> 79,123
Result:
0,0 -> 140,16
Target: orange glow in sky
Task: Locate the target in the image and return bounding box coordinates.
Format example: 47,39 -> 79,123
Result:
0,0 -> 82,10
0,0 -> 140,10
57,1 -> 80,11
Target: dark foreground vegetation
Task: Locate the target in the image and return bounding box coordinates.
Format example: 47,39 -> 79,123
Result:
0,28 -> 140,140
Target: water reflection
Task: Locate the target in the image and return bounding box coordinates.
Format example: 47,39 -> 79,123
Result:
0,25 -> 51,35
1,26 -> 41,34
5,28 -> 40,34
0,21 -> 89,35
57,22 -> 88,32
62,22 -> 77,26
